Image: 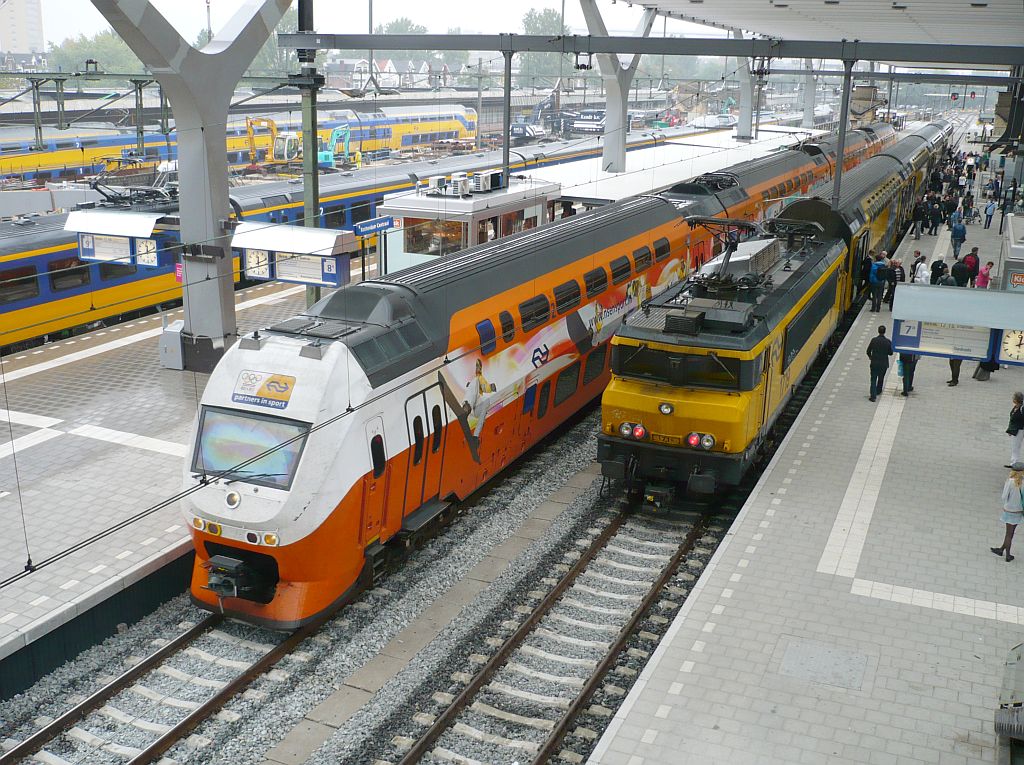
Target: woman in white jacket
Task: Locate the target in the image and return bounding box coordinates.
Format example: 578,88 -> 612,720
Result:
991,463 -> 1024,562
913,258 -> 929,284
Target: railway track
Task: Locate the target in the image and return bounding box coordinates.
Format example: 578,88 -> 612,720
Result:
0,612 -> 325,765
376,506 -> 723,765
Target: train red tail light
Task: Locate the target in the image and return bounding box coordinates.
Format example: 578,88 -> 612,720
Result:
686,432 -> 701,447
632,424 -> 647,439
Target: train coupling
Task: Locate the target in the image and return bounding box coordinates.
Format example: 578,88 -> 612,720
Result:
203,554 -> 272,602
642,482 -> 674,510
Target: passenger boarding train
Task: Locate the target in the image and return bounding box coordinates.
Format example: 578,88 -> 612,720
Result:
0,123 -> 896,353
180,123 -> 908,628
598,121 -> 952,500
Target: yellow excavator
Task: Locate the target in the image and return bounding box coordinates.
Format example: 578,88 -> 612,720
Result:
244,117 -> 361,172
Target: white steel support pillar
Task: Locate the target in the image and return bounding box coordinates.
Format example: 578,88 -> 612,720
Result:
579,0 -> 656,173
92,0 -> 290,372
802,58 -> 816,128
733,29 -> 754,140
831,59 -> 856,209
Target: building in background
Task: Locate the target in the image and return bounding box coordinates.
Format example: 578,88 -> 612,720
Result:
0,0 -> 45,55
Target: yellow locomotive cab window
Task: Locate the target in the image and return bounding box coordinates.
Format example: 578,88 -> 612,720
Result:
611,344 -> 760,391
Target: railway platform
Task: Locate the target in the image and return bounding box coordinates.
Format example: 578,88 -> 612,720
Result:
0,281 -> 309,694
589,196 -> 1021,763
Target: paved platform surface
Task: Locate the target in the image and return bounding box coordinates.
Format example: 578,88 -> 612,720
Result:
0,281 -> 309,662
590,157 -> 1020,764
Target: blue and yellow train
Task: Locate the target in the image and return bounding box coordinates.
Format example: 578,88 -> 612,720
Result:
0,128 -> 703,352
0,105 -> 477,181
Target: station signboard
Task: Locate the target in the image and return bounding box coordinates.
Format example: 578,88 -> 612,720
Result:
893,319 -> 993,361
353,216 -> 393,237
274,252 -> 347,287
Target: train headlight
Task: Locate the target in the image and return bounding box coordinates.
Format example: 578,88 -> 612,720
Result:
246,532 -> 259,544
700,434 -> 716,450
263,533 -> 279,546
225,491 -> 241,509
619,422 -> 634,438
192,517 -> 206,531
207,522 -> 222,536
686,432 -> 701,448
659,403 -> 674,415
632,424 -> 647,440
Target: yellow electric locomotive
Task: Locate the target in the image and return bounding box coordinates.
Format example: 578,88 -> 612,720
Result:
597,120 -> 952,499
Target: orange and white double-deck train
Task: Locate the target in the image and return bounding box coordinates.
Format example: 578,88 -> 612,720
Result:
182,124 -> 896,628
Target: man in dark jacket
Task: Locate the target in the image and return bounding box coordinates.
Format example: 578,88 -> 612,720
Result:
912,200 -> 928,239
886,258 -> 905,310
951,258 -> 971,287
899,352 -> 918,397
930,257 -> 948,285
868,254 -> 888,312
867,325 -> 893,402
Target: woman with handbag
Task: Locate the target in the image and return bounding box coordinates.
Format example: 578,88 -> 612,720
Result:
1008,392 -> 1024,468
991,464 -> 1024,562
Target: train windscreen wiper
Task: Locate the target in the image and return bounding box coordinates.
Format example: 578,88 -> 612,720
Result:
709,351 -> 738,382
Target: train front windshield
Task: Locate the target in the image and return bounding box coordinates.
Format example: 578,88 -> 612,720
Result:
192,406 -> 310,490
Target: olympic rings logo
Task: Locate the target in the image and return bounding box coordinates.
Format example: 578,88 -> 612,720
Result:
240,372 -> 265,385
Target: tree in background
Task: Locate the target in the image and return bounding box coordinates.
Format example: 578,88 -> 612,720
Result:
46,29 -> 143,76
244,8 -> 298,75
519,9 -> 571,90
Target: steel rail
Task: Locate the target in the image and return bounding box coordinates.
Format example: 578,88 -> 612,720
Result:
126,605 -> 339,765
531,518 -> 706,763
0,613 -> 223,764
397,512 -> 630,765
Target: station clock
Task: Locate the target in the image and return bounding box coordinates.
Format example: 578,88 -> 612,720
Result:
999,329 -> 1024,365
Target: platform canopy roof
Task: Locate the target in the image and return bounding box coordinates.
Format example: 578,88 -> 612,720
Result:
640,0 -> 1023,50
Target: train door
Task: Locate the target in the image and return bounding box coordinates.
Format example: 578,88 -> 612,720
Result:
403,394 -> 429,515
361,417 -> 389,546
403,387 -> 446,514
421,386 -> 447,502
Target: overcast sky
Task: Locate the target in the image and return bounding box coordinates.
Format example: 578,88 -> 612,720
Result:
42,0 -> 718,49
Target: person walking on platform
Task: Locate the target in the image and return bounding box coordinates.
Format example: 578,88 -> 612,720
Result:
985,199 -> 997,229
962,248 -> 980,286
976,261 -> 994,289
868,254 -> 888,312
885,258 -> 905,310
866,325 -> 892,402
991,464 -> 1024,563
1008,392 -> 1024,468
899,352 -> 917,397
930,256 -> 948,285
859,250 -> 873,295
928,203 -> 943,235
909,250 -> 927,283
948,356 -> 964,386
951,257 -> 970,287
950,220 -> 967,260
913,199 -> 928,239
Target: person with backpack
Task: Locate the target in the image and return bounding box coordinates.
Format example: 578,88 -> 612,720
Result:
962,248 -> 980,286
868,253 -> 888,312
930,256 -> 948,285
951,258 -> 971,287
991,463 -> 1024,563
950,220 -> 967,260
985,199 -> 997,229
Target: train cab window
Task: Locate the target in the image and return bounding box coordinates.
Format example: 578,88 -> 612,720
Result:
498,311 -> 515,343
633,246 -> 652,273
583,344 -> 608,385
519,295 -> 550,333
610,256 -> 632,285
431,405 -> 443,452
653,238 -> 671,263
611,344 -> 750,391
537,380 -> 551,419
476,319 -> 497,355
553,362 -> 580,407
48,257 -> 91,292
0,265 -> 39,304
584,267 -> 608,298
370,434 -> 386,478
412,416 -> 425,465
553,280 -> 581,314
99,262 -> 137,280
